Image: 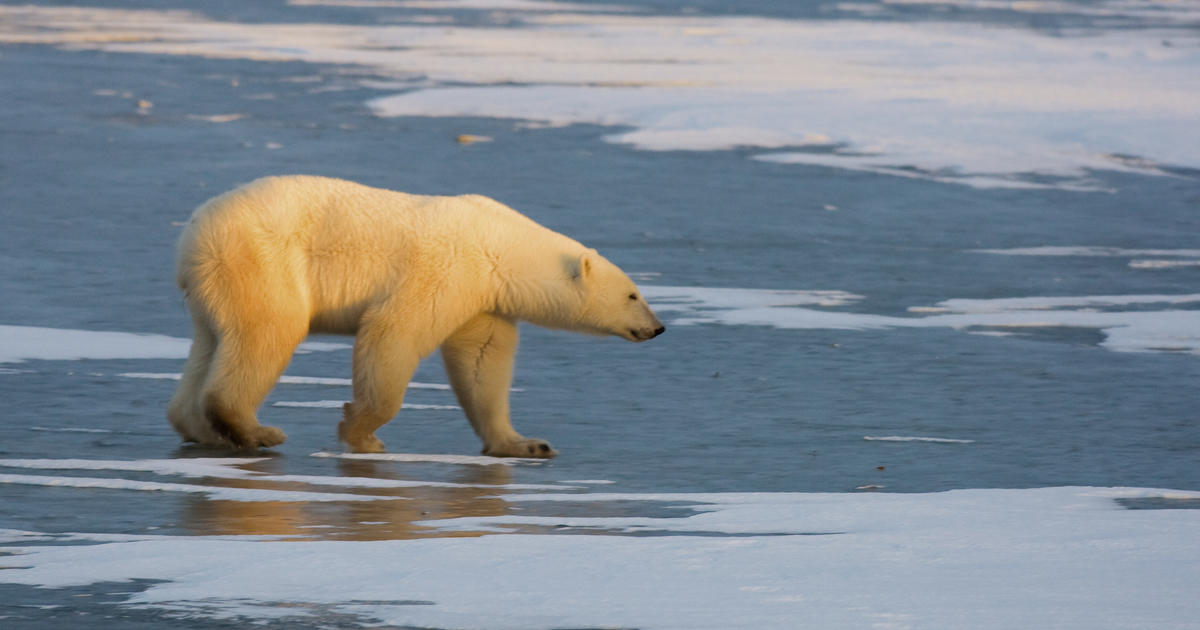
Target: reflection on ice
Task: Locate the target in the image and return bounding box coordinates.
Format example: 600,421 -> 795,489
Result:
0,471 -> 397,503
0,456 -> 583,541
177,457 -> 539,540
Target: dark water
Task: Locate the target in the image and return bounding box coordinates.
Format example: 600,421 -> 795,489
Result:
1,1 -> 1199,626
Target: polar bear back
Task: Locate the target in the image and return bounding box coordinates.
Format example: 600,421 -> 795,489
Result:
177,175 -> 584,335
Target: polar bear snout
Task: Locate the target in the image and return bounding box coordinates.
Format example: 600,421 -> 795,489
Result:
630,324 -> 666,342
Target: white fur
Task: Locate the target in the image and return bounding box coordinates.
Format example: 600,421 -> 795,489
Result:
167,175 -> 663,456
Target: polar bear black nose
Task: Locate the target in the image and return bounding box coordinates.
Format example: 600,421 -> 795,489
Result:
630,326 -> 666,341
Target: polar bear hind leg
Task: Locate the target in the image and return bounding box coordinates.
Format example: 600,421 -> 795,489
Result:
199,315 -> 307,450
167,313 -> 217,443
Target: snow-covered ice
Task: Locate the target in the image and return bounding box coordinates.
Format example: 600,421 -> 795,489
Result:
0,325 -> 191,364
0,326 -> 347,365
643,286 -> 1200,355
1,480 -> 1197,629
272,400 -> 461,410
310,451 -> 545,466
0,2 -> 1196,190
863,435 -> 976,444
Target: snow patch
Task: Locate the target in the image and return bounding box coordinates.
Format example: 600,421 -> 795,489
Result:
120,372 -> 452,390
971,246 -> 1200,258
864,436 -> 976,444
273,400 -> 461,410
1,5 -> 1196,190
0,325 -> 190,364
29,426 -> 113,434
644,286 -> 1200,355
311,451 -> 545,466
288,0 -> 636,11
0,326 -> 348,365
1130,260 -> 1200,270
1,487 -> 1198,629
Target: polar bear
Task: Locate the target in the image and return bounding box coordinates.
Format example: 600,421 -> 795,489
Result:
166,175 -> 664,457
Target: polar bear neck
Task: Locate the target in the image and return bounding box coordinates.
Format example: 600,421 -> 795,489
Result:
471,206 -> 589,329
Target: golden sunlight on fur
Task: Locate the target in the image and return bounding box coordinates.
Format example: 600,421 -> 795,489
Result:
167,176 -> 663,456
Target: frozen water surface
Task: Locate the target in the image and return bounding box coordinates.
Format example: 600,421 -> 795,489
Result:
1,0 -> 1199,628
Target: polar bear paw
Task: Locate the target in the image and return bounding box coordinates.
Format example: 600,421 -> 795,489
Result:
483,438 -> 558,459
338,419 -> 386,453
345,434 -> 386,454
251,425 -> 288,449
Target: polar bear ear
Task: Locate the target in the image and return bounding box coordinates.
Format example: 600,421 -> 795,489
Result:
579,251 -> 595,280
569,250 -> 596,283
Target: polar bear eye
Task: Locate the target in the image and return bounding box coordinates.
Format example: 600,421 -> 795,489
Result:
628,293 -> 638,301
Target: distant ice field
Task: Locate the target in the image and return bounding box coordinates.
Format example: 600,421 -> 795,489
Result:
1,0 -> 1197,190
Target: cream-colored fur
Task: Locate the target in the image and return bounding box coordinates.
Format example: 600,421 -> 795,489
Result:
167,175 -> 663,456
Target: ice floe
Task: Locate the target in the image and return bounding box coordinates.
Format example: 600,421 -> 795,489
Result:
0,4 -> 1196,190
641,286 -> 863,310
971,246 -> 1200,258
1129,260 -> 1200,270
273,400 -> 460,410
644,286 -> 1200,355
0,326 -> 348,365
973,246 -> 1200,271
877,0 -> 1200,25
287,0 -> 635,11
1,486 -> 1197,629
0,325 -> 191,364
863,435 -> 975,444
29,426 -> 114,434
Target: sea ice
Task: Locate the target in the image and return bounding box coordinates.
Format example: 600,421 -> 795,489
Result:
0,325 -> 190,364
1,486 -> 1197,629
1,3 -> 1195,190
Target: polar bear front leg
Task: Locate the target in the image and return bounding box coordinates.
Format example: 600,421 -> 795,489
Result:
442,314 -> 557,458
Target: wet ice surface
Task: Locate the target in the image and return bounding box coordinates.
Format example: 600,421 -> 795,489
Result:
2,0 -> 1200,628
2,457 -> 1199,629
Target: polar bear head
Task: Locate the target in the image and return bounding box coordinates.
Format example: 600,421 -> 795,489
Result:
571,250 -> 665,343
